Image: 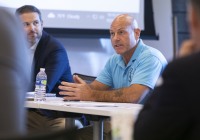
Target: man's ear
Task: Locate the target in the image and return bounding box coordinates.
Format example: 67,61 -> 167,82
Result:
134,28 -> 141,40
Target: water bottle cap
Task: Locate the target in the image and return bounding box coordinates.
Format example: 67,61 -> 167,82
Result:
40,68 -> 45,71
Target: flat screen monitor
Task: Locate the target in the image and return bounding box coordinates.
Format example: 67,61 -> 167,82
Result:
0,0 -> 156,39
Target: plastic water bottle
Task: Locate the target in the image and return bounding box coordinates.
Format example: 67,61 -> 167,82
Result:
34,68 -> 47,101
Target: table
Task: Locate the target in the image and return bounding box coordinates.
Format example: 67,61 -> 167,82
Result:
25,97 -> 143,140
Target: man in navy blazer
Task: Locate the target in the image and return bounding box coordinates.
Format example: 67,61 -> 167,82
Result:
31,30 -> 72,95
16,5 -> 73,132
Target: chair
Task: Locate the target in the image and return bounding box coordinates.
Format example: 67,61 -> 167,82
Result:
73,73 -> 96,84
0,128 -> 78,140
73,73 -> 96,126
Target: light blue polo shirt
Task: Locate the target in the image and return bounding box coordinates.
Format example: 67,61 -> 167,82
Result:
96,39 -> 167,89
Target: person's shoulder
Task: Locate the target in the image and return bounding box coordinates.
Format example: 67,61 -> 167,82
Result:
166,52 -> 200,73
42,31 -> 57,41
143,44 -> 163,57
139,40 -> 161,55
42,31 -> 65,48
173,52 -> 200,65
138,42 -> 167,64
140,41 -> 167,62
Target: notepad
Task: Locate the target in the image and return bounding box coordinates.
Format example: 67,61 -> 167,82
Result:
26,92 -> 56,101
64,101 -> 118,107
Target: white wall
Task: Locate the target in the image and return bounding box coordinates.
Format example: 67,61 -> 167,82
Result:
144,0 -> 173,61
57,0 -> 173,76
58,38 -> 114,76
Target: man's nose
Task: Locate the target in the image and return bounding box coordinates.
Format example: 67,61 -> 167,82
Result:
28,23 -> 35,30
113,34 -> 120,41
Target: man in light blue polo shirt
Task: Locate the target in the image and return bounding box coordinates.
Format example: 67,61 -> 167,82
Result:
96,37 -> 167,103
59,14 -> 167,104
59,14 -> 167,140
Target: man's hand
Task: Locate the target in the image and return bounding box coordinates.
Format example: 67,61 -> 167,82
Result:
73,75 -> 86,84
59,75 -> 93,101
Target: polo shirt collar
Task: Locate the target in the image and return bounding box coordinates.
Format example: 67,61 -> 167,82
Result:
130,39 -> 144,61
117,39 -> 144,68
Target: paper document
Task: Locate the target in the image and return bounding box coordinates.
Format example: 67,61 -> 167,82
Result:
26,92 -> 56,101
64,101 -> 118,107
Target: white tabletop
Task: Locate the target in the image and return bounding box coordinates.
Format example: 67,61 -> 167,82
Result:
25,97 -> 143,117
25,97 -> 143,140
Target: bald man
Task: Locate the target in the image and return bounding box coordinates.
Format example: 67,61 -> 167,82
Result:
59,14 -> 167,104
59,14 -> 167,140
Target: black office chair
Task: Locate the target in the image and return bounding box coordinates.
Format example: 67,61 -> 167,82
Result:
73,73 -> 97,126
0,128 -> 78,140
73,73 -> 96,84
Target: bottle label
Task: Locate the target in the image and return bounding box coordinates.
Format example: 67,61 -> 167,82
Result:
35,79 -> 47,85
35,79 -> 47,92
41,80 -> 47,85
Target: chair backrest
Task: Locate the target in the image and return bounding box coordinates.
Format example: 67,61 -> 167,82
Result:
73,73 -> 96,84
0,128 -> 78,140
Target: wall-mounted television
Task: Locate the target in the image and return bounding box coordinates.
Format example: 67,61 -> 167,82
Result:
0,0 -> 156,39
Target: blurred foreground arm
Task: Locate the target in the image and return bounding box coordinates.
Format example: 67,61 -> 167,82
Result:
178,39 -> 200,57
0,8 -> 30,136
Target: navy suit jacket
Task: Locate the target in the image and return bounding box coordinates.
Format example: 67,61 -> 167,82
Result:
134,52 -> 200,140
30,31 -> 73,96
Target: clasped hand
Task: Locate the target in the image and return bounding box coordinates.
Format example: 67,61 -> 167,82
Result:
59,75 -> 91,101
